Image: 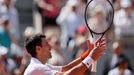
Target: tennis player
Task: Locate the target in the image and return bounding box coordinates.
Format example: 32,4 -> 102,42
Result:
24,33 -> 106,75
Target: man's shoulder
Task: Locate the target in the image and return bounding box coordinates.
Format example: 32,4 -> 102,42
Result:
24,64 -> 49,75
27,63 -> 50,70
108,67 -> 119,74
24,63 -> 61,75
115,9 -> 125,16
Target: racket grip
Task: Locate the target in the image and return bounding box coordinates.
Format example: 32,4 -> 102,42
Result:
91,61 -> 97,72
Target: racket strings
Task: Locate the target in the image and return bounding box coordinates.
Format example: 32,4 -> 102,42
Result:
85,0 -> 114,34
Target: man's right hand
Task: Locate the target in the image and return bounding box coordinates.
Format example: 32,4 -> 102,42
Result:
81,37 -> 106,60
89,39 -> 106,61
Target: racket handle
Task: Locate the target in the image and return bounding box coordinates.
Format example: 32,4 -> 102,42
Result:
91,61 -> 97,72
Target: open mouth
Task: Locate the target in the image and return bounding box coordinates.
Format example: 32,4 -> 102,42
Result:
49,48 -> 51,51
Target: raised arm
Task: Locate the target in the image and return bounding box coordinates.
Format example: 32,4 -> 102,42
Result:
61,57 -> 83,72
56,40 -> 106,75
60,40 -> 93,72
61,38 -> 105,72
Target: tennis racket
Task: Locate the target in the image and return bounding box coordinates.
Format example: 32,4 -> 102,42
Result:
84,0 -> 114,72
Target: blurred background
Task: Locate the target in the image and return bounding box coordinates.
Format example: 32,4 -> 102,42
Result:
0,0 -> 134,75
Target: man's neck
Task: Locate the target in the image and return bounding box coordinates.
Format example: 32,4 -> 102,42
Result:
36,56 -> 47,64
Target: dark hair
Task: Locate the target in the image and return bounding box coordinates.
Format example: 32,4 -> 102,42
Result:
115,54 -> 133,72
25,33 -> 46,57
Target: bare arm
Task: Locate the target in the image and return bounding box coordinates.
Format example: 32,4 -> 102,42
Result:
55,42 -> 106,75
56,63 -> 88,75
60,38 -> 103,72
61,57 -> 83,72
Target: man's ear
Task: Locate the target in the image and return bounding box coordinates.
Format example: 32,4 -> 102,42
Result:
36,46 -> 41,53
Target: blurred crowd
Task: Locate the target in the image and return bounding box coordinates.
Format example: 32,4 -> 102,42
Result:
0,0 -> 134,75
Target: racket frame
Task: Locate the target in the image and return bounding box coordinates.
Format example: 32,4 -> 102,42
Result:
84,0 -> 114,38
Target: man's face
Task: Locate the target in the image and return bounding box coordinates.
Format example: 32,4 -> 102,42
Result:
4,0 -> 11,7
36,37 -> 52,63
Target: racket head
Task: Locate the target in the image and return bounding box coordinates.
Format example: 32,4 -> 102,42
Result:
84,0 -> 114,35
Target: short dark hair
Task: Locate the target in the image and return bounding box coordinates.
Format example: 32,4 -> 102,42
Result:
25,33 -> 46,57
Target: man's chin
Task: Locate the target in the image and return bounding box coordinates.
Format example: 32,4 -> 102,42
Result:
49,56 -> 51,59
49,54 -> 52,58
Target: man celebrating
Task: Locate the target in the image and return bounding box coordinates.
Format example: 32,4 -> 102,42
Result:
24,33 -> 106,75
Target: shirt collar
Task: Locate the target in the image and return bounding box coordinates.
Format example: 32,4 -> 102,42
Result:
30,57 -> 42,64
